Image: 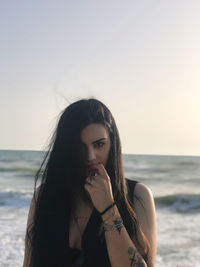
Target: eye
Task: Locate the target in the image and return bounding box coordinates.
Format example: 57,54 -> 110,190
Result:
95,142 -> 105,148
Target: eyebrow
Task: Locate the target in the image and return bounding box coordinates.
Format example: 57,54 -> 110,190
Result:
92,138 -> 107,144
81,137 -> 107,145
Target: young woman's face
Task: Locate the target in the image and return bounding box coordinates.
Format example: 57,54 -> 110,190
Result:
80,123 -> 111,173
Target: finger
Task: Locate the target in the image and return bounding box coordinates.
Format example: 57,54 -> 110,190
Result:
94,163 -> 108,179
88,163 -> 103,176
90,171 -> 99,178
85,179 -> 93,186
86,176 -> 99,186
84,182 -> 93,191
88,167 -> 100,177
86,176 -> 95,183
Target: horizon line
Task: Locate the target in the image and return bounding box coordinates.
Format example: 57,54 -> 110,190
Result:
0,148 -> 199,157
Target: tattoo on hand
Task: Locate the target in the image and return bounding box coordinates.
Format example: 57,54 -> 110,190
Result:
128,247 -> 147,267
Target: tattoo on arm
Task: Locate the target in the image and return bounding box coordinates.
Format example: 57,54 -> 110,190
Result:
113,218 -> 123,234
128,247 -> 147,267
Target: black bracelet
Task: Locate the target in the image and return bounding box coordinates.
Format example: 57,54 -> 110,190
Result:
99,201 -> 116,216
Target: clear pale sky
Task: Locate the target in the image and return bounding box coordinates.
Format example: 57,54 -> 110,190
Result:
0,0 -> 200,156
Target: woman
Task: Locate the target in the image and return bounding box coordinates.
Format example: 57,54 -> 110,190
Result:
23,98 -> 157,267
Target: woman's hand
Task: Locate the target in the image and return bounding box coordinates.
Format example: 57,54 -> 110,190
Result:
84,163 -> 114,213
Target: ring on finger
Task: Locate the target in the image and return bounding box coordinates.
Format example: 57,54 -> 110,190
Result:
90,171 -> 98,178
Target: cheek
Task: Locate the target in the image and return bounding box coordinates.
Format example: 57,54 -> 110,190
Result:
106,144 -> 111,156
99,144 -> 111,164
104,147 -> 110,162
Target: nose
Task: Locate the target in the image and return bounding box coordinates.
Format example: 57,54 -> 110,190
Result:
87,147 -> 96,162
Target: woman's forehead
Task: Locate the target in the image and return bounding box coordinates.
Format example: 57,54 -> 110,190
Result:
81,123 -> 109,143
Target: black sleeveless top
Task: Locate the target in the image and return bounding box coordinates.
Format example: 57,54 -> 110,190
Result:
67,178 -> 139,267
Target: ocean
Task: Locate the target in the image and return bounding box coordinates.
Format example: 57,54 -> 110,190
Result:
0,150 -> 199,267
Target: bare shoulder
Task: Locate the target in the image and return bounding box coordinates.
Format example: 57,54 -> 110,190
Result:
134,182 -> 154,204
133,181 -> 156,224
133,182 -> 157,267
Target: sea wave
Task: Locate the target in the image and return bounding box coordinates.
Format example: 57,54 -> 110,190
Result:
155,193 -> 200,213
0,167 -> 37,173
1,189 -> 200,214
0,190 -> 32,207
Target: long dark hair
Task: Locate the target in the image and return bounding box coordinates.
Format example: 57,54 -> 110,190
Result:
27,98 -> 150,266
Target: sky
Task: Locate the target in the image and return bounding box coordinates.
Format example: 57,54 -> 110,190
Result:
0,0 -> 200,156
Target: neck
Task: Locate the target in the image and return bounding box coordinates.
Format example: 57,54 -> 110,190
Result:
73,191 -> 93,210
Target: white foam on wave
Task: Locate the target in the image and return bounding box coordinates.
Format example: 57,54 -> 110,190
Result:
0,206 -> 28,267
155,193 -> 200,213
156,209 -> 200,266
